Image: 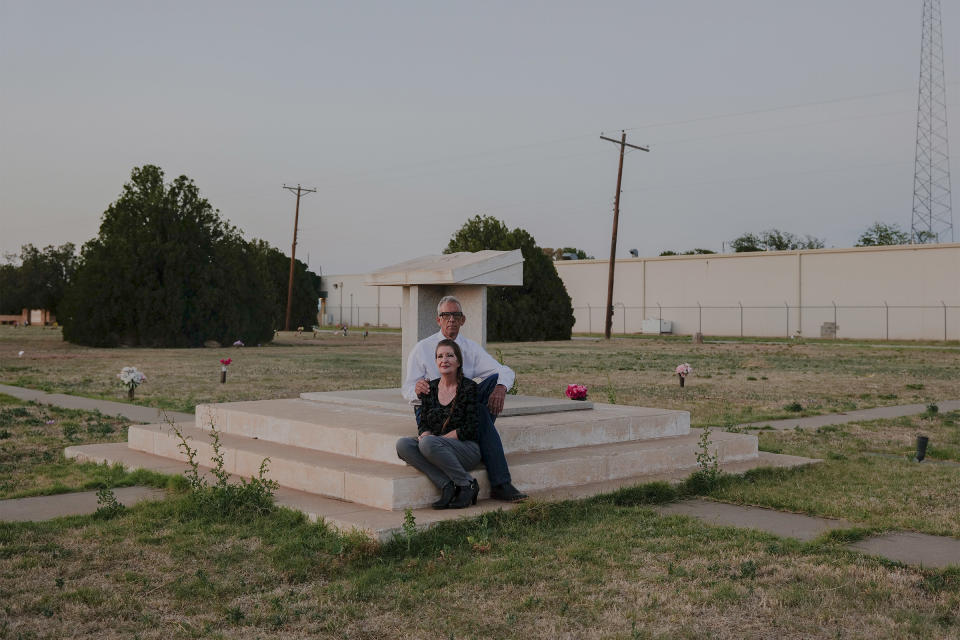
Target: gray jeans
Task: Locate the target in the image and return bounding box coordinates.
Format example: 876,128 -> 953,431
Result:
396,435 -> 481,489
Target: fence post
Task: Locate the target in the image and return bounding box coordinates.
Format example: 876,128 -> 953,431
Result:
697,301 -> 702,334
785,301 -> 789,337
943,301 -> 948,342
657,303 -> 662,334
739,301 -> 743,337
587,304 -> 591,335
884,301 -> 889,341
832,301 -> 837,339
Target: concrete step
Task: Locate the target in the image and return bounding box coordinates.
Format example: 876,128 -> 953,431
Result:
64,443 -> 816,540
127,422 -> 752,510
192,399 -> 690,465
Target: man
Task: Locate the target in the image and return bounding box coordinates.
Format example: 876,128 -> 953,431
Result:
401,295 -> 527,502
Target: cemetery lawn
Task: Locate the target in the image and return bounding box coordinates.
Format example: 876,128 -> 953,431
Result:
2,325 -> 958,426
2,328 -> 960,636
3,484 -> 959,639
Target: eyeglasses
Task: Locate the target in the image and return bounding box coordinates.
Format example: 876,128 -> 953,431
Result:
438,311 -> 464,319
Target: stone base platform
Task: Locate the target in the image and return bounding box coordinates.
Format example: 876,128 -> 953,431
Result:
65,443 -> 817,540
64,389 -> 817,522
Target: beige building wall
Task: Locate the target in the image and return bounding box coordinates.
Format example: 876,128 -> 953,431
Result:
555,243 -> 960,340
325,243 -> 960,339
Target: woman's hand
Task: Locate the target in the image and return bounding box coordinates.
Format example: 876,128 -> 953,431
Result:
417,430 -> 433,441
442,429 -> 458,439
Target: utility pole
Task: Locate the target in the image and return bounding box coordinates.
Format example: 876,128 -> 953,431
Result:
600,131 -> 649,339
282,184 -> 317,331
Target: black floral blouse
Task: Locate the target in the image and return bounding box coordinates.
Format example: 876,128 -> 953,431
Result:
417,378 -> 479,441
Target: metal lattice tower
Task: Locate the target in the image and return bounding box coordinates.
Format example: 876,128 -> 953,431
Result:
911,0 -> 953,244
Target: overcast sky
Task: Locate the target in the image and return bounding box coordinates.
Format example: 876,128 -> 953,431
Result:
2,1 -> 958,274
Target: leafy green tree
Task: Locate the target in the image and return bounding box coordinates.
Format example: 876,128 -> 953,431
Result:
61,165 -> 275,347
730,232 -> 763,253
0,262 -> 20,314
249,240 -> 322,330
856,222 -> 910,247
659,248 -> 716,256
543,247 -> 594,260
445,215 -> 575,341
730,229 -> 824,252
0,243 -> 77,316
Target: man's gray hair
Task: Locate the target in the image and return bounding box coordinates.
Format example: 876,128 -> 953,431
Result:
436,295 -> 463,316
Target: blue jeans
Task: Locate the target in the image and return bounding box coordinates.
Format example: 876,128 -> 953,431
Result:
414,374 -> 512,486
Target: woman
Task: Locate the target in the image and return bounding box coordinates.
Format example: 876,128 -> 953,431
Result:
396,338 -> 481,509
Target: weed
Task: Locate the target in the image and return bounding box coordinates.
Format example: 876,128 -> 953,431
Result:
400,508 -> 417,553
686,427 -> 721,491
94,486 -> 125,519
926,403 -> 939,417
62,423 -> 79,440
906,383 -> 925,390
172,421 -> 277,521
606,373 -> 617,404
737,560 -> 757,579
0,429 -> 9,439
784,402 -> 804,412
746,376 -> 757,381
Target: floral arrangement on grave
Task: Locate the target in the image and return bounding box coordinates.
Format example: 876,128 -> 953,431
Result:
219,358 -> 232,384
118,366 -> 147,400
675,363 -> 692,387
565,384 -> 588,401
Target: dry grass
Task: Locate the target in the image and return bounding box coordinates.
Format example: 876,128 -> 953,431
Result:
708,411 -> 960,536
3,326 -> 960,637
2,326 -> 957,425
2,499 -> 958,639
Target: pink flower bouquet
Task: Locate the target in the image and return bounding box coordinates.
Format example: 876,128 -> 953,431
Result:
675,363 -> 692,387
565,384 -> 588,401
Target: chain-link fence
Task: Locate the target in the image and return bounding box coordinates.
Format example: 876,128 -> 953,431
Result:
574,303 -> 960,341
322,305 -> 402,328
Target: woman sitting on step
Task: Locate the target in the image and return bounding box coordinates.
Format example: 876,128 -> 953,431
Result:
396,338 -> 481,509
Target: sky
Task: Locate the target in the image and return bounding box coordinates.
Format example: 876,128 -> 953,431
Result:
2,1 -> 958,275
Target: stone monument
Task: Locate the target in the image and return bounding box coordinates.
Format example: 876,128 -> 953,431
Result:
364,249 -> 523,374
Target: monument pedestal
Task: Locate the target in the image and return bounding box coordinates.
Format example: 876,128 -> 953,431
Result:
66,389 -> 813,524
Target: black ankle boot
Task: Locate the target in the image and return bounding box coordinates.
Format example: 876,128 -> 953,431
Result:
448,479 -> 479,509
432,482 -> 456,509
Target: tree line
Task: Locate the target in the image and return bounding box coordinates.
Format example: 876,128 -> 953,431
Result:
2,165 -> 322,347
659,222 -> 915,256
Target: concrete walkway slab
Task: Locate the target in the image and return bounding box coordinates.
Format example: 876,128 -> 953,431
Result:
849,532 -> 960,569
657,497 -> 853,541
0,383 -> 193,424
0,486 -> 166,522
741,399 -> 960,431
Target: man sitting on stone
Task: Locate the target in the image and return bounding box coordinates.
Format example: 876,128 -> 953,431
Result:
401,295 -> 528,502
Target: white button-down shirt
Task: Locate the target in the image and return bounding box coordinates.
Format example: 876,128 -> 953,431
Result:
401,331 -> 515,404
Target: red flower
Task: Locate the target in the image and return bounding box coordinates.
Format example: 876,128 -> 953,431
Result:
220,358 -> 232,366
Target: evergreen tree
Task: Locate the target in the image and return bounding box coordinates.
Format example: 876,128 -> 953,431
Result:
445,215 -> 575,341
61,165 -> 275,347
249,240 -> 322,330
